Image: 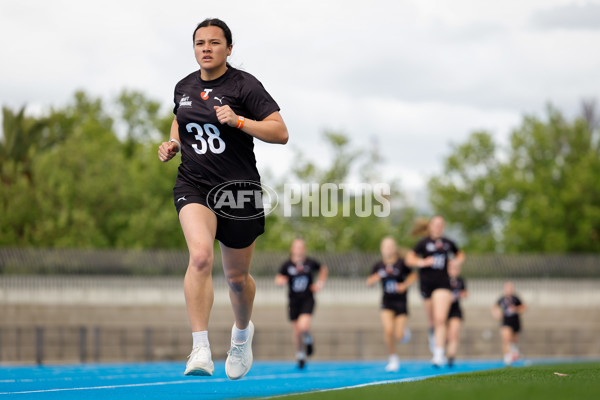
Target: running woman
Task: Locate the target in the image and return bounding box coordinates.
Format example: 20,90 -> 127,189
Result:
492,281 -> 526,366
405,216 -> 465,367
275,238 -> 328,369
366,237 -> 417,372
446,262 -> 467,367
158,18 -> 288,380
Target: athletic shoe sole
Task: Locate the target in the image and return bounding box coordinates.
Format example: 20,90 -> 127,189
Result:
184,363 -> 214,376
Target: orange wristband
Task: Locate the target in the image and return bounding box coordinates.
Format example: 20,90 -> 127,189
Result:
236,116 -> 245,129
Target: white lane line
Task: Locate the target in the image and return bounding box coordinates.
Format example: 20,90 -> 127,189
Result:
0,372 -> 183,384
0,370 -> 344,395
0,379 -> 205,395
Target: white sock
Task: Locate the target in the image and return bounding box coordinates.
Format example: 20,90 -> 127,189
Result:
434,346 -> 445,359
192,331 -> 209,348
232,323 -> 250,344
389,354 -> 399,363
296,351 -> 306,360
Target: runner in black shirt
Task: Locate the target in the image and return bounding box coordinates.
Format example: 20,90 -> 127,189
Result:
446,263 -> 467,367
367,237 -> 417,372
275,239 -> 328,369
158,18 -> 288,380
405,216 -> 465,367
492,281 -> 526,365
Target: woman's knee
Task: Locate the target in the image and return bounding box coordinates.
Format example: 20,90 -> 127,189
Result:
225,270 -> 252,292
187,247 -> 214,274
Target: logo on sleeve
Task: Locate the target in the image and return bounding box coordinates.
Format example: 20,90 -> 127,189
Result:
201,89 -> 213,100
179,95 -> 192,108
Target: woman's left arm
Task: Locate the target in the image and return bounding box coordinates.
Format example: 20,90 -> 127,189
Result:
214,106 -> 288,144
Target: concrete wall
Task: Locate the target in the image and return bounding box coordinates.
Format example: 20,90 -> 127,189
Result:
1,277 -> 599,364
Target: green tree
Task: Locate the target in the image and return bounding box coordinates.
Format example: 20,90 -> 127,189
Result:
428,131 -> 505,252
1,90 -> 183,248
259,132 -> 414,252
429,104 -> 600,253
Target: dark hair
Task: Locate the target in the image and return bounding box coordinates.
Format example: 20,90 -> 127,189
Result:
193,18 -> 233,46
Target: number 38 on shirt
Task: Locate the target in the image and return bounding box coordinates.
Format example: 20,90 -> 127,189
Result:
186,122 -> 226,154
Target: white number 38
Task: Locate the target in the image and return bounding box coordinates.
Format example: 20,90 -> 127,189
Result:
186,123 -> 226,154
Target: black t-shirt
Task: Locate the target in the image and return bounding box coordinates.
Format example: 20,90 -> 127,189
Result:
497,295 -> 522,322
412,237 -> 459,284
371,259 -> 412,302
278,258 -> 322,300
450,276 -> 466,306
173,67 -> 280,187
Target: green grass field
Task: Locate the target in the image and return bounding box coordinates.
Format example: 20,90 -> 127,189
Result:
275,362 -> 600,400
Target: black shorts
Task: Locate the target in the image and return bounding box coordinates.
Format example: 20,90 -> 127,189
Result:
502,317 -> 521,333
173,178 -> 265,249
448,303 -> 463,320
288,296 -> 315,321
381,298 -> 408,316
420,278 -> 451,299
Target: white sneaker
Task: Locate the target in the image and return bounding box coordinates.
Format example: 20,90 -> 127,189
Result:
225,321 -> 254,380
431,347 -> 446,367
504,353 -> 513,366
184,345 -> 214,376
385,355 -> 400,372
510,345 -> 520,362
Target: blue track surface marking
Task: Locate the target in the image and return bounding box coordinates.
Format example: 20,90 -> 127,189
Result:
0,359 -> 515,399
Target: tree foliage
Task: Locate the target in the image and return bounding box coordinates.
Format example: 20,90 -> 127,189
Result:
1,90 -> 182,248
429,104 -> 600,253
258,131 -> 416,252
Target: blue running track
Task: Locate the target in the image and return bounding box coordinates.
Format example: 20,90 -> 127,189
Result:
0,359 -> 517,399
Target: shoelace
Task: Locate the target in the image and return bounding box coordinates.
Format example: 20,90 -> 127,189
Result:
188,347 -> 209,361
187,348 -> 198,359
227,343 -> 248,366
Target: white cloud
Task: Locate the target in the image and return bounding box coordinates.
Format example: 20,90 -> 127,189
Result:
530,1 -> 600,30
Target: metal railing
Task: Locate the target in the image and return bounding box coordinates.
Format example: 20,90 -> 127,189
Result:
1,325 -> 597,365
1,248 -> 599,278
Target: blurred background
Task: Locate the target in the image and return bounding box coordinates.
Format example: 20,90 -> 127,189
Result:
1,0 -> 599,365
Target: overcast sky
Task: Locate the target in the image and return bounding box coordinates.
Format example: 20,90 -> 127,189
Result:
1,0 -> 599,198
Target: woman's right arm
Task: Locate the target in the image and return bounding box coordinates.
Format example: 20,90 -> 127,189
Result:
274,274 -> 288,286
405,250 -> 434,268
491,304 -> 502,320
366,273 -> 380,287
158,117 -> 181,162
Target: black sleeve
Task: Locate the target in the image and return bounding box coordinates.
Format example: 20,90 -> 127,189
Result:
278,262 -> 290,276
514,296 -> 522,306
371,263 -> 380,275
447,238 -> 460,254
311,258 -> 321,272
460,278 -> 467,291
497,297 -> 503,306
401,261 -> 412,279
240,75 -> 280,121
173,85 -> 180,115
413,238 -> 427,256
